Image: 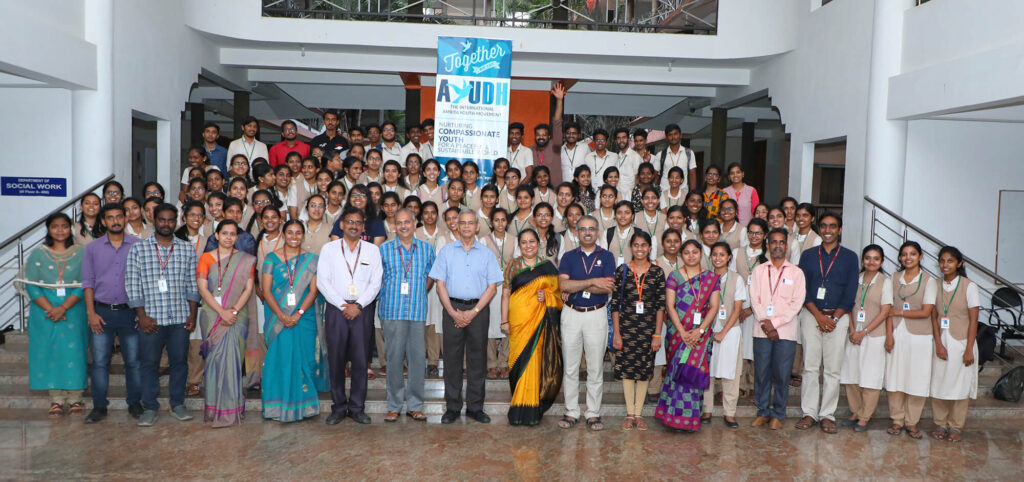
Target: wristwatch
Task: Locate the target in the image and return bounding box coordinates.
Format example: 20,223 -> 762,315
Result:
297,309 -> 305,315
829,315 -> 840,323
699,327 -> 707,335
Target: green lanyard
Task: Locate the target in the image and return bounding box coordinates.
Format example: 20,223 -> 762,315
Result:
798,230 -> 814,253
617,227 -> 630,258
494,233 -> 507,270
744,249 -> 759,275
718,272 -> 729,305
643,211 -> 660,239
940,276 -> 961,316
857,273 -> 877,309
897,272 -> 924,301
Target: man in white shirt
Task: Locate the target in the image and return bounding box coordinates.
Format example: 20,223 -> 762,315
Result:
583,129 -> 619,187
226,116 -> 269,164
507,122 -> 535,178
400,123 -> 432,167
376,121 -> 403,165
560,121 -> 592,184
614,128 -> 642,198
657,123 -> 697,194
317,206 -> 383,425
421,118 -> 435,160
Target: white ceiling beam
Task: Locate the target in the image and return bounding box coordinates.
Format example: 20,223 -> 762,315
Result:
248,69 -> 404,86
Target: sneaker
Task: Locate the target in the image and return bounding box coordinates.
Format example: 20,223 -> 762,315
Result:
84,408 -> 108,424
137,409 -> 158,427
127,403 -> 144,419
170,405 -> 194,421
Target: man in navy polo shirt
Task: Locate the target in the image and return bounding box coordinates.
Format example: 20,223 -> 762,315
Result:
557,215 -> 616,431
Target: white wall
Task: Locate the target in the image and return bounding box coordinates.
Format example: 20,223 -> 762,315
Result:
716,0 -> 875,247
0,89 -> 74,241
903,119 -> 1024,280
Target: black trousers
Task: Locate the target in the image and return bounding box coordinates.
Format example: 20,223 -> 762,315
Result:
325,303 -> 372,415
441,299 -> 489,413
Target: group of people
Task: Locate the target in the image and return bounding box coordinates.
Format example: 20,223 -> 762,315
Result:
19,92 -> 979,441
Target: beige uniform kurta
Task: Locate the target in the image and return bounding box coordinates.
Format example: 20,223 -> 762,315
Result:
634,211 -> 666,258
886,271 -> 938,427
603,226 -> 635,268
704,271 -> 747,417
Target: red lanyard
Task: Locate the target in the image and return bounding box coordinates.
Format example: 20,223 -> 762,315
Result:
630,261 -> 646,299
398,243 -> 417,280
215,248 -> 234,291
580,247 -> 601,276
55,260 -> 67,283
154,242 -> 175,272
768,265 -> 787,298
285,251 -> 300,289
537,150 -> 544,165
818,246 -> 839,281
342,240 -> 362,278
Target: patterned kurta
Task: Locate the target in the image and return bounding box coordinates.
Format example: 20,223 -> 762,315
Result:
610,263 -> 667,380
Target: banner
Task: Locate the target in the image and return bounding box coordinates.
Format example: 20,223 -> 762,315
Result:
434,36 -> 512,187
2,177 -> 67,197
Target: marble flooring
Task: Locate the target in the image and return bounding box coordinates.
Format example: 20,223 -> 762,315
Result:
2,409 -> 1023,480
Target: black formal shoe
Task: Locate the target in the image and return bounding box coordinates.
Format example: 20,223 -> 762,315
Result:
723,417 -> 739,429
127,403 -> 144,419
325,412 -> 344,425
441,410 -> 459,424
466,410 -> 491,424
350,411 -> 372,424
84,408 -> 107,424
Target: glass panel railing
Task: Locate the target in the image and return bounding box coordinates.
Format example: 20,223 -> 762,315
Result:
262,0 -> 717,34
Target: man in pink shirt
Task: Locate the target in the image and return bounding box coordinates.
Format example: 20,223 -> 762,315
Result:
268,120 -> 310,167
749,228 -> 806,430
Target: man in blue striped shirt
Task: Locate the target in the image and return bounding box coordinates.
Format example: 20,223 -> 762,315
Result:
378,208 -> 436,422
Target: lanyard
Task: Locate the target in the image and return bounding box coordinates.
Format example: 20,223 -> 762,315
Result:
509,146 -> 520,164
154,242 -> 175,273
562,145 -> 578,168
537,149 -> 544,165
745,249 -> 759,275
631,261 -> 647,300
55,259 -> 68,284
242,139 -> 255,160
215,248 -> 235,292
768,265 -> 786,299
382,142 -> 400,157
398,243 -> 417,280
493,233 -> 507,270
857,272 -> 876,309
594,152 -> 611,176
798,230 -> 815,254
580,247 -> 601,276
643,212 -> 659,239
666,147 -> 683,167
940,276 -> 962,316
897,271 -> 924,301
285,251 -> 301,291
260,234 -> 282,261
682,269 -> 701,301
662,255 -> 679,271
718,272 -> 729,305
342,240 -> 362,279
513,215 -> 530,235
817,245 -> 839,284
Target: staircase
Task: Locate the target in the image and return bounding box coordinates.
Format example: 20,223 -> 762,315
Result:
2,333 -> 1022,420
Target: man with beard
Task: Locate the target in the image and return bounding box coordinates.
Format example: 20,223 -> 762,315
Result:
749,228 -> 806,430
268,119 -> 310,167
532,82 -> 567,186
227,116 -> 269,165
311,110 -> 349,157
560,123 -> 592,188
401,123 -> 432,167
126,204 -> 200,427
377,121 -> 404,165
614,127 -> 641,199
82,203 -> 143,423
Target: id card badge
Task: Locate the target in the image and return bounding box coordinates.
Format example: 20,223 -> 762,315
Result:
214,295 -> 223,305
617,256 -> 624,266
940,317 -> 950,330
286,292 -> 297,307
856,310 -> 866,322
400,282 -> 410,295
348,284 -> 358,298
55,288 -> 66,298
816,287 -> 827,300
747,275 -> 753,286
157,278 -> 169,293
635,302 -> 644,314
718,308 -> 727,320
581,291 -> 592,299
902,302 -> 910,311
693,313 -> 701,326
766,305 -> 775,317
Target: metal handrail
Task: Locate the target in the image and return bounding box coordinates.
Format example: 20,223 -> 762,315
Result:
864,195 -> 1023,299
0,175 -> 115,252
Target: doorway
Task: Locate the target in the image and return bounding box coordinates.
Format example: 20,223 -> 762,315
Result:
131,114 -> 158,199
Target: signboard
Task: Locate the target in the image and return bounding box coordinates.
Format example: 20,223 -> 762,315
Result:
1,177 -> 67,197
433,36 -> 512,186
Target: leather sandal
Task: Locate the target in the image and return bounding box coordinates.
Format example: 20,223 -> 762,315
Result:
407,411 -> 427,421
621,416 -> 634,431
795,415 -> 816,430
887,424 -> 903,436
931,428 -> 948,441
48,403 -> 64,418
384,411 -> 400,422
906,426 -> 924,439
68,401 -> 85,415
635,416 -> 649,431
820,419 -> 837,434
947,429 -> 962,443
558,416 -> 578,429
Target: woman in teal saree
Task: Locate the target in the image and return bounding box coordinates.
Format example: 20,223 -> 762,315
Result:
261,220 -> 324,422
655,239 -> 721,432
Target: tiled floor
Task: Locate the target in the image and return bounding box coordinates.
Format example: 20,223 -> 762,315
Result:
2,409 -> 1023,480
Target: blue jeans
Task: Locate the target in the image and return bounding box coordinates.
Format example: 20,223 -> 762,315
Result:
89,306 -> 141,409
139,323 -> 189,410
753,337 -> 796,420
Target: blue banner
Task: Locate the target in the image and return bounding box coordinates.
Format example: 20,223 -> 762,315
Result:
2,177 -> 67,197
434,36 -> 513,187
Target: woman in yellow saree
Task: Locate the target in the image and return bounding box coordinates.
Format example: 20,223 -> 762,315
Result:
501,229 -> 563,425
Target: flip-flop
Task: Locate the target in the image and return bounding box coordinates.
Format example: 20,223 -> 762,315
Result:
906,426 -> 924,439
887,424 -> 903,436
947,429 -> 962,443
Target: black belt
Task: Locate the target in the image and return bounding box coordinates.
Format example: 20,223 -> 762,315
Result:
566,302 -> 607,313
449,297 -> 480,305
95,302 -> 130,311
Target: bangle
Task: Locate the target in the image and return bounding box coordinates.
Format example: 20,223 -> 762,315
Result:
501,322 -> 510,325
652,334 -> 661,338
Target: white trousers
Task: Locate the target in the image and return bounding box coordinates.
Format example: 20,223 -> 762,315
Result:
799,310 -> 849,421
561,306 -> 608,419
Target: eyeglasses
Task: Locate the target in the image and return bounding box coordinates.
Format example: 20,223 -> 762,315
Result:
308,203 -> 326,209
282,127 -> 297,132
185,213 -> 204,219
383,127 -> 396,132
720,206 -> 735,212
232,161 -> 248,166
350,193 -> 367,198
105,190 -> 121,196
189,186 -> 205,192
145,190 -> 161,197
254,200 -> 271,207
578,226 -> 597,232
706,173 -> 720,178
343,219 -> 363,225
457,221 -> 478,226
749,231 -> 765,237
535,212 -> 552,218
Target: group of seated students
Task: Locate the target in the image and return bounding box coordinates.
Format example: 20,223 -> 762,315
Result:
20,118 -> 977,442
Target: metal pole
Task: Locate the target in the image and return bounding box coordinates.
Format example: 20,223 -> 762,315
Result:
17,242 -> 24,332
869,205 -> 876,243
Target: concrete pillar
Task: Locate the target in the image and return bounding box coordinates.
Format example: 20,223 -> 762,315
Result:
71,0 -> 114,194
862,0 -> 915,245
710,107 -> 728,171
764,128 -> 785,204
233,91 -> 250,139
740,121 -> 755,172
188,103 -> 205,146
